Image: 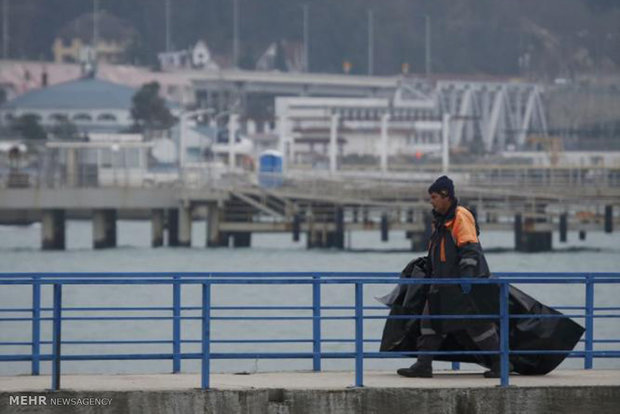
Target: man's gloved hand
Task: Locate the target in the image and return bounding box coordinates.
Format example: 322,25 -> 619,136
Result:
460,266 -> 475,294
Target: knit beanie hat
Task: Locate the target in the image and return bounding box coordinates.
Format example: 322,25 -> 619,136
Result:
428,175 -> 455,199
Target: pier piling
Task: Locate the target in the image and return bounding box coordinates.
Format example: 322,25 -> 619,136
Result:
515,215 -> 552,252
151,209 -> 165,247
178,206 -> 192,247
605,205 -> 613,233
381,213 -> 389,242
560,213 -> 568,243
93,209 -> 116,249
292,213 -> 301,242
207,204 -> 225,247
41,209 -> 65,250
168,209 -> 179,246
410,211 -> 432,251
405,209 -> 414,239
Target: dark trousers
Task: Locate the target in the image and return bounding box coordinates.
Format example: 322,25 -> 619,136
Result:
418,302 -> 499,362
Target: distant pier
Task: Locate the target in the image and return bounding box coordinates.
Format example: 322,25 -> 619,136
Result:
0,167 -> 618,252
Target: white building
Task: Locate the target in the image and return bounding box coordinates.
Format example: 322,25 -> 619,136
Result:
158,41 -> 219,71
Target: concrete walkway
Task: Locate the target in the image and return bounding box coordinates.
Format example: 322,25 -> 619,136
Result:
2,369 -> 619,391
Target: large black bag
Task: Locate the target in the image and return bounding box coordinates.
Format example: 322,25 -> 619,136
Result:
378,258 -> 585,375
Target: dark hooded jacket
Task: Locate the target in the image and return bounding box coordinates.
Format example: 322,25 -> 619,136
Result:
426,200 -> 491,333
377,202 -> 585,375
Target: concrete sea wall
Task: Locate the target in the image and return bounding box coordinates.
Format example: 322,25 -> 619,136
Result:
2,386 -> 619,414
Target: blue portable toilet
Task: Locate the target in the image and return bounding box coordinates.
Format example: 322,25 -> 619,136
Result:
258,150 -> 283,188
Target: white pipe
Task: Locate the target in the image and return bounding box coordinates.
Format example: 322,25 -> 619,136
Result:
278,114 -> 288,172
329,113 -> 339,173
179,115 -> 186,169
228,113 -> 239,169
380,113 -> 390,173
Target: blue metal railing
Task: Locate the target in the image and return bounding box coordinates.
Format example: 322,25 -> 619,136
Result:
0,272 -> 619,390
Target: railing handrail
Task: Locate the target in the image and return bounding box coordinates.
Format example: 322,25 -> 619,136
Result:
0,272 -> 618,390
1,272 -> 620,278
1,276 -> 619,286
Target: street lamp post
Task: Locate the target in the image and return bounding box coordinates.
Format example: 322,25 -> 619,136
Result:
302,4 -> 309,72
425,15 -> 432,76
164,0 -> 172,52
3,0 -> 8,60
233,0 -> 239,68
368,9 -> 374,76
93,0 -> 99,52
409,14 -> 432,77
442,113 -> 450,174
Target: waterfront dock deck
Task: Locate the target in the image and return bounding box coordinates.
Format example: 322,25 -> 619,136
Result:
2,369 -> 619,391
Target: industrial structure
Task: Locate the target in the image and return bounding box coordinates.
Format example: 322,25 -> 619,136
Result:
274,79 -> 549,172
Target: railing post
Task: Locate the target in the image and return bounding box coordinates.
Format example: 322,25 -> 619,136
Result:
51,283 -> 62,391
354,282 -> 364,387
201,282 -> 211,389
585,274 -> 594,369
312,274 -> 321,371
172,275 -> 181,373
31,276 -> 41,375
499,281 -> 510,387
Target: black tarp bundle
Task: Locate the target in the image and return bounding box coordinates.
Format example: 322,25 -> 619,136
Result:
378,258 -> 585,375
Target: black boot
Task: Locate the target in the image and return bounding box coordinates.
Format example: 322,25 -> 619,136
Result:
483,358 -> 513,378
396,334 -> 443,378
464,324 -> 508,378
397,356 -> 433,378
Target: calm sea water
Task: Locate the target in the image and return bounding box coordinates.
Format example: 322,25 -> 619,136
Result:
0,220 -> 618,375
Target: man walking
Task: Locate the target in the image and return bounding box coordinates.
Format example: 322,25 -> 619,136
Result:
397,175 -> 504,378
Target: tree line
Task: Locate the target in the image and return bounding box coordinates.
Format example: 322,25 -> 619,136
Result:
3,0 -> 619,79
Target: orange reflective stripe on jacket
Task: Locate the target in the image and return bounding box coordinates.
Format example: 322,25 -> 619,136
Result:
440,236 -> 446,262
